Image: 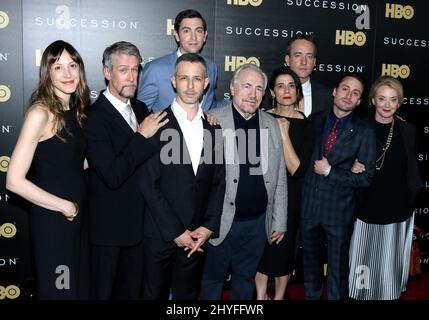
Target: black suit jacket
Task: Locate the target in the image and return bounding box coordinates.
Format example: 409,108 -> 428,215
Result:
140,107 -> 226,242
85,93 -> 157,246
397,118 -> 423,204
310,81 -> 333,117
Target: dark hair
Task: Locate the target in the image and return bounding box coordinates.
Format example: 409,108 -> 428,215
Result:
174,9 -> 207,32
175,53 -> 207,76
102,41 -> 142,70
335,72 -> 366,91
285,34 -> 317,58
268,66 -> 303,107
31,40 -> 90,138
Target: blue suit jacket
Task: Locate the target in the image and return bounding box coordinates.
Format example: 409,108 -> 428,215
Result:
301,112 -> 376,226
137,51 -> 218,112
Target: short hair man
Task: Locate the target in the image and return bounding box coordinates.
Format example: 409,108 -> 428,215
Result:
285,34 -> 332,117
139,53 -> 225,300
85,41 -> 167,299
300,73 -> 376,300
200,64 -> 288,300
137,9 -> 219,112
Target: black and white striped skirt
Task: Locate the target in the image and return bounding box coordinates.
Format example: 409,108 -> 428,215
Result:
348,214 -> 414,300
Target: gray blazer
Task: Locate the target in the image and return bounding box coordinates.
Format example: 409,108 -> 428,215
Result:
208,103 -> 288,245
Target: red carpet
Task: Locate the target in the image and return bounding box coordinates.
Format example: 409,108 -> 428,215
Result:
221,272 -> 429,300
285,272 -> 429,300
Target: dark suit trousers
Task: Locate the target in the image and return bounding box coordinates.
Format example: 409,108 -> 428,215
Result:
142,236 -> 205,300
201,213 -> 266,300
90,242 -> 143,299
301,219 -> 354,300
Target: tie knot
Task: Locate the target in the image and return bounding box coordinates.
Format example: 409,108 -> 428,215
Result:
124,103 -> 132,115
332,117 -> 339,127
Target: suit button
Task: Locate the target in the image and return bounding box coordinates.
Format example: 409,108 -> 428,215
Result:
233,179 -> 238,183
230,202 -> 234,206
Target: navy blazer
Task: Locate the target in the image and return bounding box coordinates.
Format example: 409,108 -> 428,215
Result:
85,93 -> 157,246
137,51 -> 218,112
301,111 -> 376,225
140,107 -> 226,242
310,81 -> 333,117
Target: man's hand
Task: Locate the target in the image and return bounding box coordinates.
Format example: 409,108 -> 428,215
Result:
314,157 -> 331,176
271,231 -> 285,245
137,111 -> 169,138
351,159 -> 365,174
204,113 -> 220,126
187,227 -> 213,258
174,230 -> 197,252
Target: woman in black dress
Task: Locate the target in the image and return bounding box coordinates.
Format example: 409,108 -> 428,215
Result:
6,40 -> 90,299
255,66 -> 314,300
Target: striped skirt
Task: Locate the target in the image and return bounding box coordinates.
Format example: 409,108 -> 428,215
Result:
348,215 -> 414,300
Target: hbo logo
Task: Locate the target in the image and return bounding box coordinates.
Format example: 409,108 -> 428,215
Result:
0,223 -> 17,238
385,3 -> 414,19
224,56 -> 260,72
381,64 -> 410,79
335,30 -> 366,46
227,0 -> 263,6
0,285 -> 20,300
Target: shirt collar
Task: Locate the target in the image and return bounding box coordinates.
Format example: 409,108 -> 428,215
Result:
302,79 -> 311,93
171,99 -> 204,122
103,87 -> 130,113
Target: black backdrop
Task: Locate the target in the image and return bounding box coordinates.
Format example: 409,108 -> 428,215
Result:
1,0 -> 428,300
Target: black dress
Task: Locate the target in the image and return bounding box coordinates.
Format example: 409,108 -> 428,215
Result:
258,113 -> 314,276
30,109 -> 87,299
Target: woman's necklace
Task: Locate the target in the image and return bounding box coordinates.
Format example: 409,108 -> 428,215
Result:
375,118 -> 394,171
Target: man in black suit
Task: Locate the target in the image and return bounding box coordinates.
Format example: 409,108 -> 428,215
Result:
301,73 -> 376,300
139,53 -> 225,300
85,41 -> 168,299
285,34 -> 332,118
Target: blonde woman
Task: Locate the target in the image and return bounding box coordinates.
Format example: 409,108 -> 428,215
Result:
349,76 -> 422,300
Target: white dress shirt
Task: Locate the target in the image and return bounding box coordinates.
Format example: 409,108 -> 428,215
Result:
171,100 -> 204,175
302,80 -> 312,117
103,87 -> 138,131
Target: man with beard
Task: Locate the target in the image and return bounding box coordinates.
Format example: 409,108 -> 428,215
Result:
85,41 -> 168,299
300,73 -> 375,300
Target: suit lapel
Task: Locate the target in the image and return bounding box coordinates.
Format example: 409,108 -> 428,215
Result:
100,94 -> 135,136
258,110 -> 270,178
131,100 -> 149,124
328,115 -> 358,162
166,107 -> 195,177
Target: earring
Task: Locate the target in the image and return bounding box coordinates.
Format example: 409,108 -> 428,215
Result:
272,96 -> 275,108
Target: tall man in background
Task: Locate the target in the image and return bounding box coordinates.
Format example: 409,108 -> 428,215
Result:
285,34 -> 332,118
137,9 -> 220,112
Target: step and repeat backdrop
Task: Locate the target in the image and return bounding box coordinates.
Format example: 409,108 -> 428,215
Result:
1,0 -> 428,300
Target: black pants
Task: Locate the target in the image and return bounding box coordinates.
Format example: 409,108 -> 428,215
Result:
90,242 -> 143,299
142,236 -> 205,300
